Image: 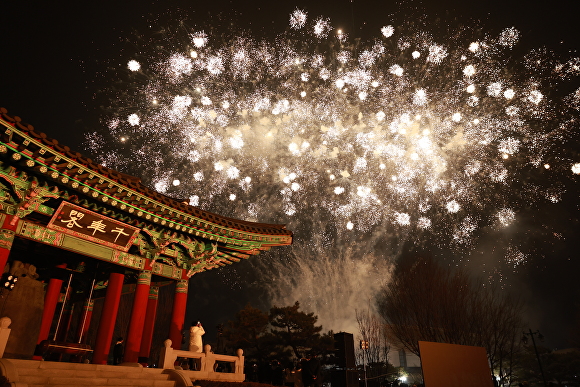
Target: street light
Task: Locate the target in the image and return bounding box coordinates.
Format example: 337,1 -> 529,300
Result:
522,329 -> 547,386
360,340 -> 369,387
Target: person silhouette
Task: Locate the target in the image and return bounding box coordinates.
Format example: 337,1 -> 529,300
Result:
188,321 -> 205,370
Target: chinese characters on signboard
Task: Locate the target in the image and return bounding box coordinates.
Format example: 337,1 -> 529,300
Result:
48,202 -> 140,251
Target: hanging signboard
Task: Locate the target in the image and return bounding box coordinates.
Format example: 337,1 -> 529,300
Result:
48,201 -> 140,252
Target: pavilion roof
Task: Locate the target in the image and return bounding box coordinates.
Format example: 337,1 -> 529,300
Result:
0,107 -> 292,258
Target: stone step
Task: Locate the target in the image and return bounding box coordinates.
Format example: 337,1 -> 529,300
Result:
10,359 -> 145,371
18,372 -> 173,382
21,376 -> 175,386
17,366 -> 171,379
6,359 -> 177,387
27,385 -> 173,387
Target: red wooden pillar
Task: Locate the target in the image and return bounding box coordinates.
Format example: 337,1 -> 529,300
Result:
36,264 -> 67,342
169,279 -> 188,349
123,270 -> 151,363
139,286 -> 159,364
0,215 -> 19,272
75,299 -> 94,343
92,272 -> 124,364
33,263 -> 67,359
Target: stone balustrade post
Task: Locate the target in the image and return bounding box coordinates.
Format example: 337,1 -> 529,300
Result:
160,339 -> 177,369
0,317 -> 11,358
235,348 -> 245,375
203,344 -> 213,372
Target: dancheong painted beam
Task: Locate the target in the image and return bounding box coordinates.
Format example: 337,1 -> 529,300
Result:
0,107 -> 292,279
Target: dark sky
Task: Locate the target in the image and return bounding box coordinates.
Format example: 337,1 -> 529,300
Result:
2,0 -> 578,148
1,0 -> 579,349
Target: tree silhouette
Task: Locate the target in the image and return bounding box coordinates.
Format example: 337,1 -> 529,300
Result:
376,254 -> 523,383
222,303 -> 273,361
270,301 -> 324,359
224,301 -> 333,363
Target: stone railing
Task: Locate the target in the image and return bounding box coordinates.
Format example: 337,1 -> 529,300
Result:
159,339 -> 245,382
0,317 -> 11,358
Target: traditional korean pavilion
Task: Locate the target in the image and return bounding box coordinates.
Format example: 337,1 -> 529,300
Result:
0,107 -> 292,364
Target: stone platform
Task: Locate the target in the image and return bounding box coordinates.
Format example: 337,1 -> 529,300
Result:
0,358 -> 194,387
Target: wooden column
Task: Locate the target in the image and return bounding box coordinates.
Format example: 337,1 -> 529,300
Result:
123,270 -> 151,363
139,286 -> 159,364
35,264 -> 67,344
169,279 -> 188,349
92,272 -> 124,364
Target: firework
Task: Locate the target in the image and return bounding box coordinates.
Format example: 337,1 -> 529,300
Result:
89,10 -> 579,331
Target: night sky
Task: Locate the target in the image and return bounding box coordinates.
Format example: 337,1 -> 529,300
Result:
1,0 -> 579,349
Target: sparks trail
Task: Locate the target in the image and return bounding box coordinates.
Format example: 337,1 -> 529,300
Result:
88,10 -> 579,331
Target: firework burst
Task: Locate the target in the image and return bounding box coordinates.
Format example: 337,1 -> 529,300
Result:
89,10 -> 579,331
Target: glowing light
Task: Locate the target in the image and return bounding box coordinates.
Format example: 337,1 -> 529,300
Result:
498,138 -> 520,155
191,31 -> 208,48
172,179 -> 180,186
128,60 -> 141,71
229,134 -> 244,149
357,186 -> 371,198
290,9 -> 307,29
498,27 -> 519,47
506,247 -> 527,268
446,200 -> 461,213
227,166 -> 240,179
413,89 -> 428,105
427,45 -> 447,64
189,195 -> 199,206
496,208 -> 515,227
313,17 -> 331,38
505,106 -> 519,116
528,90 -> 543,104
504,89 -> 515,99
127,114 -> 140,126
468,42 -> 480,52
346,221 -> 354,230
488,82 -> 503,97
381,25 -> 394,38
417,217 -> 432,229
389,64 -> 403,76
395,212 -> 411,225
572,163 -> 580,174
463,65 -> 476,77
